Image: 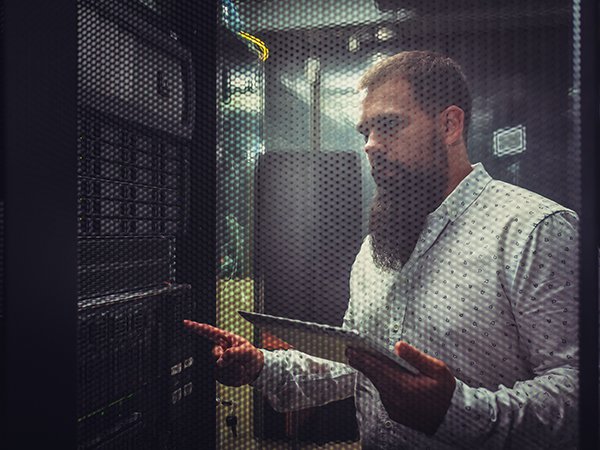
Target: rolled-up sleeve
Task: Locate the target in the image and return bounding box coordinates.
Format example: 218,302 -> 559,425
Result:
250,348 -> 356,412
249,241 -> 369,413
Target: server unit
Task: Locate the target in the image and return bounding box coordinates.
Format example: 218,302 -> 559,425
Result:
76,1 -> 208,448
77,285 -> 196,449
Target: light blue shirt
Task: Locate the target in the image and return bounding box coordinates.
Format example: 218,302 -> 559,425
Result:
251,163 -> 579,449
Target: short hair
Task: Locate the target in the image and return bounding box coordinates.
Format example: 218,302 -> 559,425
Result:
358,50 -> 472,140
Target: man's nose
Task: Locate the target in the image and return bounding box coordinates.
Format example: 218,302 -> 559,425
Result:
364,131 -> 385,157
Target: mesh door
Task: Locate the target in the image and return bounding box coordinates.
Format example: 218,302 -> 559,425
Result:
76,1 -> 208,449
217,1 -> 583,449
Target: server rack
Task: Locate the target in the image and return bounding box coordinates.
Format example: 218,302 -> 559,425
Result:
76,1 -> 211,448
253,151 -> 362,443
2,0 -> 216,448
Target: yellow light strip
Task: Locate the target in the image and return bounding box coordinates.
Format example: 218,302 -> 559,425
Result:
238,31 -> 269,61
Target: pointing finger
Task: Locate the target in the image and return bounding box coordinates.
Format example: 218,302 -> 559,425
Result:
218,345 -> 253,368
183,320 -> 235,347
212,345 -> 224,360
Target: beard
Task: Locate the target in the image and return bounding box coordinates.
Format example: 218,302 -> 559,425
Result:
368,134 -> 448,270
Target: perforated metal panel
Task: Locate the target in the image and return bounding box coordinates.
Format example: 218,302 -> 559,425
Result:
76,1 -> 209,449
216,1 -> 584,449
69,0 -> 589,448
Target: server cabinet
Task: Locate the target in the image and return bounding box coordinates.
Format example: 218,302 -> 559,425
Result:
2,0 -> 598,449
76,1 -> 214,448
253,151 -> 362,443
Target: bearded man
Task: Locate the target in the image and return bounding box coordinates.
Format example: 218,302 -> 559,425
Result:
185,51 -> 579,449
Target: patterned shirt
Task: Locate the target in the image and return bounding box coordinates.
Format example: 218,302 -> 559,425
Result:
251,163 -> 579,449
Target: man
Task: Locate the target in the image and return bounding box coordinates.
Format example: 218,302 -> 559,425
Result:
184,51 -> 579,448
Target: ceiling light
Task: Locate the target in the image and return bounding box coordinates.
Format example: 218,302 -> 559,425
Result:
375,26 -> 394,41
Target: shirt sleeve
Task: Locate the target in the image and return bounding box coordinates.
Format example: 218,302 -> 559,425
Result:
249,240 -> 371,412
249,347 -> 356,412
433,211 -> 579,449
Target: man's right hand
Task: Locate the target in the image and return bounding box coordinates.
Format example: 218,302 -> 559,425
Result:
183,320 -> 265,387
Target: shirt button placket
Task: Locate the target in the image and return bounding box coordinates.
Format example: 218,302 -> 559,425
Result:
379,413 -> 394,448
393,275 -> 410,337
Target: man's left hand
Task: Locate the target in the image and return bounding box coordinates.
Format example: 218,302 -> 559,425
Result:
346,341 -> 456,436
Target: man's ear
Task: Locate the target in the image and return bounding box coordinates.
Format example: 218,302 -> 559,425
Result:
439,106 -> 465,146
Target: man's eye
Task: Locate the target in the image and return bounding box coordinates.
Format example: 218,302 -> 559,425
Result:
381,119 -> 400,130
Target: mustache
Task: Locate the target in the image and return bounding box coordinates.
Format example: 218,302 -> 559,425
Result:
370,157 -> 449,194
370,153 -> 403,174
369,156 -> 415,189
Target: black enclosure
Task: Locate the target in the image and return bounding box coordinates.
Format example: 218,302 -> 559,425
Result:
2,0 -> 216,448
1,0 -> 599,449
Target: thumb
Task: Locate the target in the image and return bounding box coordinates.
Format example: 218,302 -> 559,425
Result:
394,341 -> 445,377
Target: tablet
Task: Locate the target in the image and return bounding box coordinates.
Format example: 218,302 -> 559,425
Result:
238,310 -> 419,375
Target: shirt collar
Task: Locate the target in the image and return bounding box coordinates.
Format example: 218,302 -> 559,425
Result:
430,163 -> 493,223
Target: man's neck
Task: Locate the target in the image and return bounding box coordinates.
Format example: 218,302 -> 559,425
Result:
443,155 -> 473,199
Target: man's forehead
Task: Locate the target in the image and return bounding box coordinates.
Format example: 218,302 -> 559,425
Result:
359,78 -> 419,119
362,78 -> 414,104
